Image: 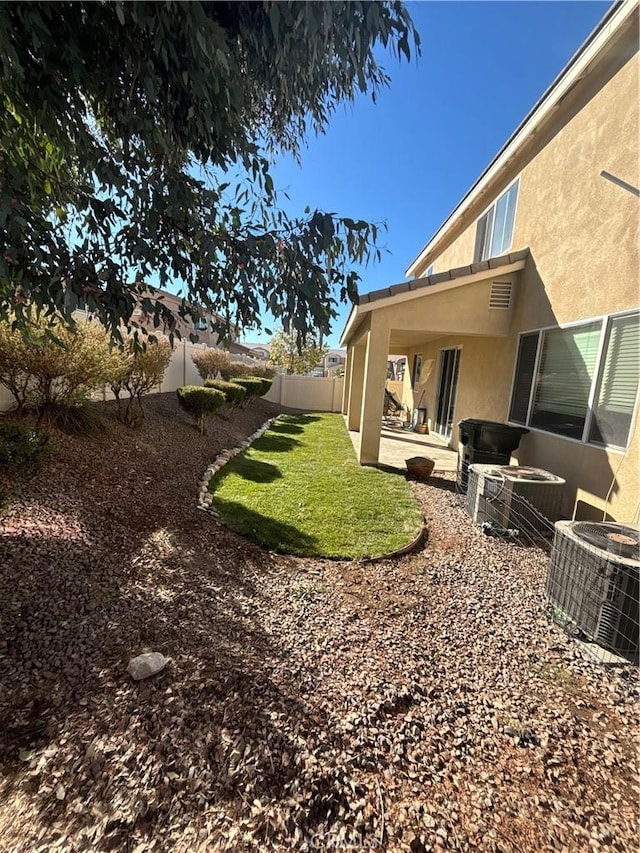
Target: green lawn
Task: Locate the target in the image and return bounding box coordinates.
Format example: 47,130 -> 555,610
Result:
209,413 -> 423,559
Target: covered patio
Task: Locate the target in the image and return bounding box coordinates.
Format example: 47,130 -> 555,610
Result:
340,250 -> 528,466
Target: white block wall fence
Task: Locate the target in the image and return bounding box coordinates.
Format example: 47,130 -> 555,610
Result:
263,373 -> 344,412
0,383 -> 12,413
0,340 -> 345,414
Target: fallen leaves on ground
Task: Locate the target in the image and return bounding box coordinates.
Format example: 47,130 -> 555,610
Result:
0,395 -> 637,852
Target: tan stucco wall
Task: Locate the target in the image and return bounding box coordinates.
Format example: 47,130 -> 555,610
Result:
400,336 -> 516,437
413,39 -> 639,326
345,29 -> 638,519
372,278 -> 517,339
516,429 -> 639,523
513,51 -> 639,329
397,35 -> 639,523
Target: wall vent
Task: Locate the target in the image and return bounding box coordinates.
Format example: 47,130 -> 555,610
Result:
489,281 -> 512,309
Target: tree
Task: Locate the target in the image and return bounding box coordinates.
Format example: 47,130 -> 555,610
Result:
176,386 -> 225,435
109,336 -> 173,426
268,329 -> 327,376
0,320 -> 31,413
0,2 -> 419,344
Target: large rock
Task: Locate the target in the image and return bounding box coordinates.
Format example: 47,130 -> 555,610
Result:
126,652 -> 169,681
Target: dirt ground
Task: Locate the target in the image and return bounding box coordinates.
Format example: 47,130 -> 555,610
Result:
0,394 -> 637,852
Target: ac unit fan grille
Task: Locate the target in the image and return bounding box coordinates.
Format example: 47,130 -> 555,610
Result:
572,522 -> 640,561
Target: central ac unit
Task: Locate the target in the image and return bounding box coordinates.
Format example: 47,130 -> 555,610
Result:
546,520 -> 640,659
465,464 -> 565,534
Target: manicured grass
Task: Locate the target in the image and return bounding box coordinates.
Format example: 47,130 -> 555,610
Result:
209,413 -> 423,559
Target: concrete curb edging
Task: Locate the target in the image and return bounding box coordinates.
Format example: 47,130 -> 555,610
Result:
196,416 -> 281,517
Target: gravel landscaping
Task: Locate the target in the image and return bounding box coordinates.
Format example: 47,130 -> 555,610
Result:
0,393 -> 638,852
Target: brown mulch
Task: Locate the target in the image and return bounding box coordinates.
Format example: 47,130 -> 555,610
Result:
0,394 -> 637,852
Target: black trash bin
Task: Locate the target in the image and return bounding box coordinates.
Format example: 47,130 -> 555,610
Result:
457,419 -> 529,492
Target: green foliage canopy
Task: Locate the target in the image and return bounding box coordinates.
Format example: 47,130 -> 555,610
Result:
231,376 -> 266,401
0,2 -> 419,343
204,378 -> 247,408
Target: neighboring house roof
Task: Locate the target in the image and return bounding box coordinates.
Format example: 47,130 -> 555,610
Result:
405,0 -> 635,278
240,343 -> 271,361
139,286 -> 238,335
229,341 -> 258,357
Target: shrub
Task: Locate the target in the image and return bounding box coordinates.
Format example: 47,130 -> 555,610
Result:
248,363 -> 276,380
0,316 -> 120,419
28,321 -> 121,415
220,360 -> 251,381
0,322 -> 31,414
176,385 -> 225,434
231,376 -> 266,405
48,402 -> 108,436
204,379 -> 247,408
192,348 -> 232,381
110,336 -> 172,426
255,377 -> 273,396
0,422 -> 50,470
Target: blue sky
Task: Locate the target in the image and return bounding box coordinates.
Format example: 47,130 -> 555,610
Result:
240,0 -> 610,348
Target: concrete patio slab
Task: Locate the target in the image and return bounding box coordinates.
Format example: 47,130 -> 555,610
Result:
347,421 -> 459,473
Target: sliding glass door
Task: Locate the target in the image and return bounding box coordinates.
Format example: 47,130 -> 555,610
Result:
434,348 -> 461,440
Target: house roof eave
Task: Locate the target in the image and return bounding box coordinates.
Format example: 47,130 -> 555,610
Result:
339,248 -> 529,347
339,303 -> 361,348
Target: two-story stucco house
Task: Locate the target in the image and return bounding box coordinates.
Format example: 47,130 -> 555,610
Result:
341,1 -> 639,523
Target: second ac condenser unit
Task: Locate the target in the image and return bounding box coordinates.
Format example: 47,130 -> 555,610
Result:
465,465 -> 566,534
546,521 -> 640,658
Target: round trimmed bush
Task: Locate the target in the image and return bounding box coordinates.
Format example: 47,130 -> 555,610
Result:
231,376 -> 265,403
255,377 -> 273,396
176,385 -> 225,433
204,378 -> 247,407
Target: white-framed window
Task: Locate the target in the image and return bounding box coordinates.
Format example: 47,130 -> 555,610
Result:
193,316 -> 209,332
426,264 -> 434,276
509,310 -> 640,450
473,178 -> 520,262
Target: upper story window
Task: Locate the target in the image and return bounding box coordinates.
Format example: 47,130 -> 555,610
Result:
509,310 -> 640,450
426,264 -> 434,276
473,178 -> 519,262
